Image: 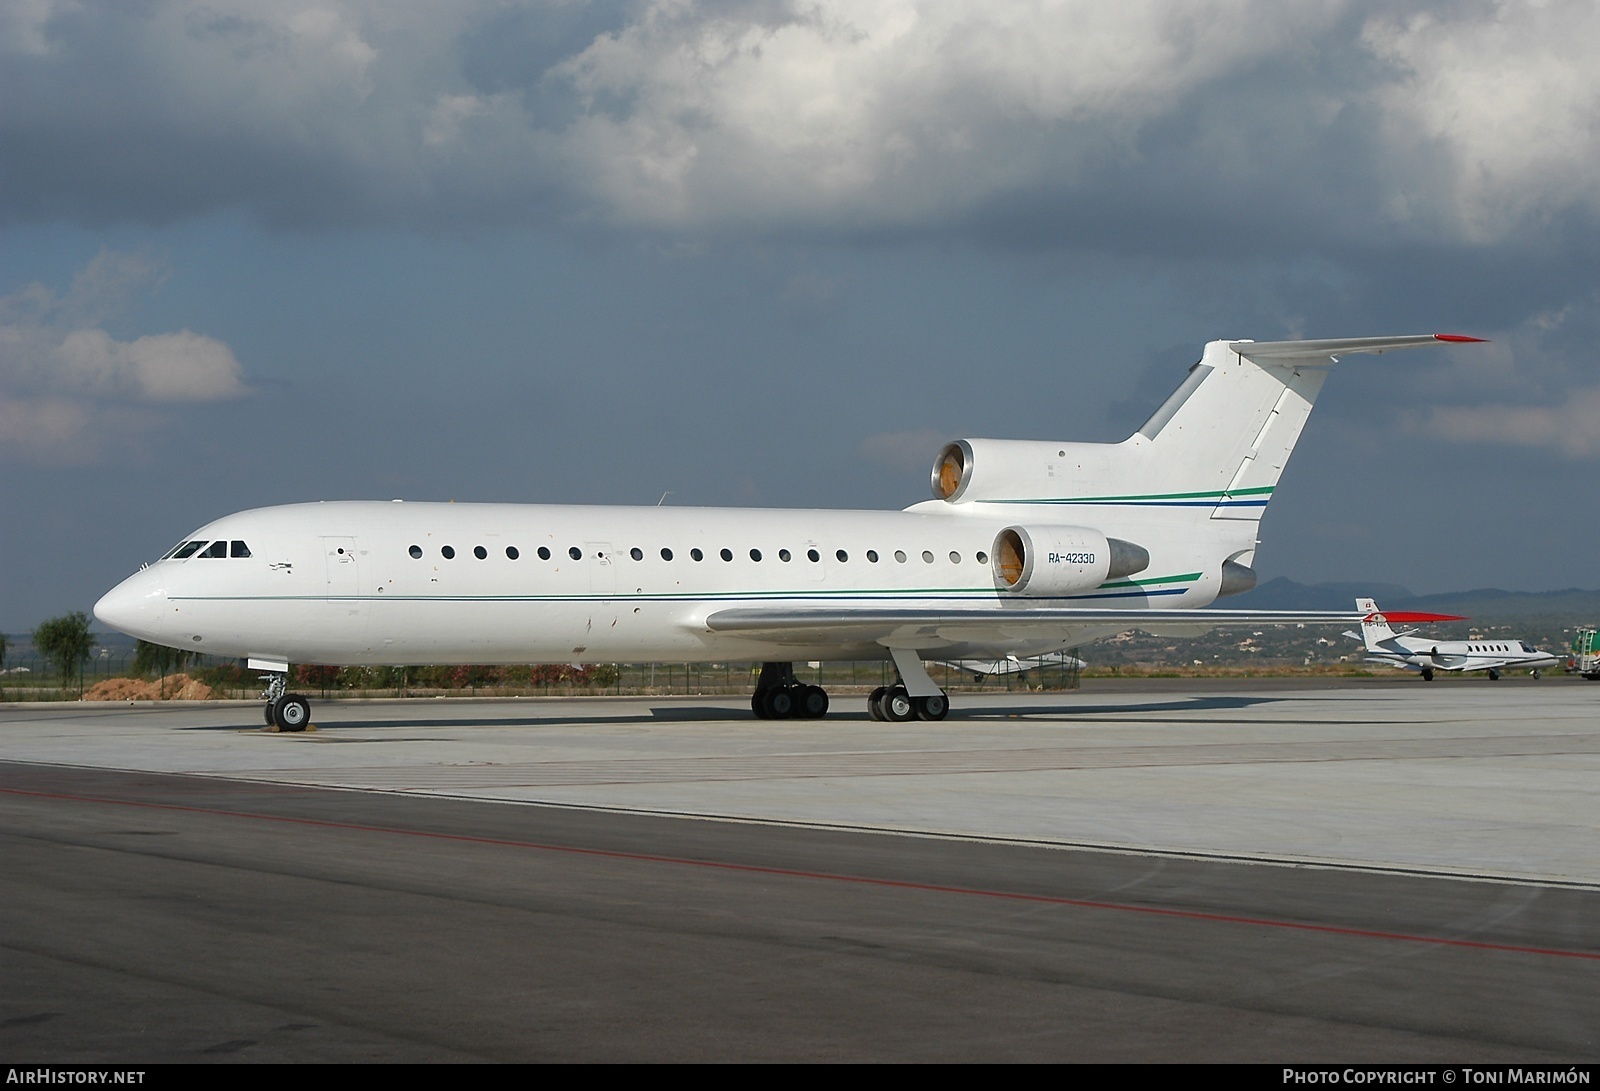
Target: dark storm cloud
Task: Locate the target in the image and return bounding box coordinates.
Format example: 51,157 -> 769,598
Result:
6,0 -> 1600,468
6,0 -> 1577,250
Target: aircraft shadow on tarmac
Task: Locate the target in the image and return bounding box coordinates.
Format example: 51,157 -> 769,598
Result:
174,695 -> 1282,732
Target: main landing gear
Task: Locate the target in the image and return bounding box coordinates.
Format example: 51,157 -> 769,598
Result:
866,685 -> 949,722
749,652 -> 952,722
261,670 -> 313,732
751,662 -> 830,719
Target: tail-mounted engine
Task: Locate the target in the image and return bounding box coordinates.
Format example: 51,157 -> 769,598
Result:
931,438 -> 1122,504
991,525 -> 1150,596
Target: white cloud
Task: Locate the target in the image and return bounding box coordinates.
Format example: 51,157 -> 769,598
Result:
1419,387 -> 1600,459
0,251 -> 248,460
549,0 -> 1345,225
3,0 -> 1600,252
1363,0 -> 1600,240
54,328 -> 246,402
0,397 -> 93,459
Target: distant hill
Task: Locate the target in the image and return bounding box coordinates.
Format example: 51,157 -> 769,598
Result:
1226,578 -> 1600,622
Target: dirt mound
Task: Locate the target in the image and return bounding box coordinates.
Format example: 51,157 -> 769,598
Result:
82,674 -> 217,701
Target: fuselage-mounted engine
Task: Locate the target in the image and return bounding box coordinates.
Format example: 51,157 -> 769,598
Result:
991,525 -> 1150,597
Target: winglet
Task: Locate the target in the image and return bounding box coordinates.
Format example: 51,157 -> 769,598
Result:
1433,334 -> 1488,344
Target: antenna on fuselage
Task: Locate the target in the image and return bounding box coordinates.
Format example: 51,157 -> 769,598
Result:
657,491 -> 673,506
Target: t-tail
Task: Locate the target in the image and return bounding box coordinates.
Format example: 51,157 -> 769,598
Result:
1356,597 -> 1397,649
1352,597 -> 1467,650
924,335 -> 1484,599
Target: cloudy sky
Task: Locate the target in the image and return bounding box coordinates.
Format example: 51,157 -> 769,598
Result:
5,0 -> 1599,629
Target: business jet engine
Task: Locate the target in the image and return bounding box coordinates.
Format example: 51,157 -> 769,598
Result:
990,525 -> 1150,596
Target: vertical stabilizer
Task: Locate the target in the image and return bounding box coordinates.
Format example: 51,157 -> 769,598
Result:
922,335 -> 1481,529
1133,337 -> 1478,523
1357,598 -> 1397,650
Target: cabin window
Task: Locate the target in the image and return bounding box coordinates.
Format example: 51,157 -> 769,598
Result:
836,550 -> 848,562
409,545 -> 423,559
949,551 -> 961,564
750,549 -> 762,562
230,541 -> 251,558
807,549 -> 820,562
691,548 -> 704,561
506,546 -> 520,560
538,546 -> 551,560
976,551 -> 988,565
441,546 -> 456,559
630,547 -> 643,561
473,546 -> 488,560
200,541 -> 228,558
922,551 -> 935,563
568,547 -> 582,560
661,548 -> 673,561
866,550 -> 878,563
894,550 -> 907,563
720,548 -> 733,561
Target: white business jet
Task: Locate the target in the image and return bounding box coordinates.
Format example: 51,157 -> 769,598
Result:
95,333 -> 1483,729
1347,597 -> 1559,681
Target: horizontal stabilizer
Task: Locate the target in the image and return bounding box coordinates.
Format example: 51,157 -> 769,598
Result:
1231,334 -> 1486,360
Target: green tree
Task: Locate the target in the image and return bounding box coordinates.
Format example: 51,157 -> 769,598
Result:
134,640 -> 193,678
34,612 -> 94,696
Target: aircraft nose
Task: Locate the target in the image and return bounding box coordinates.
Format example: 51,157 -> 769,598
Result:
94,569 -> 167,640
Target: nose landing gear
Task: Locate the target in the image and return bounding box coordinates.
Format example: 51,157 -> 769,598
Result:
261,670 -> 313,732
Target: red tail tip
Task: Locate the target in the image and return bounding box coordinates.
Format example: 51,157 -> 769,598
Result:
1434,334 -> 1488,343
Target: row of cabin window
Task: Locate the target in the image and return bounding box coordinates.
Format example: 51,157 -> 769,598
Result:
409,544 -> 990,565
165,539 -> 252,559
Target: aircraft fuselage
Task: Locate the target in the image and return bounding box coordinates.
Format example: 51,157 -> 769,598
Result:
95,499 -> 1238,667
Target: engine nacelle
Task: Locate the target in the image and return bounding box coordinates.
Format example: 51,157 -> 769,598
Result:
991,525 -> 1150,596
932,438 -> 1115,504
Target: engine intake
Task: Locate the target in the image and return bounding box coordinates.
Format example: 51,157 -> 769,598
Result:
992,526 -> 1149,596
931,438 -> 1122,503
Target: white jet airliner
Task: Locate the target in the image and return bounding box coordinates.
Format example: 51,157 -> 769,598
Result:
94,333 -> 1483,729
1348,598 -> 1559,681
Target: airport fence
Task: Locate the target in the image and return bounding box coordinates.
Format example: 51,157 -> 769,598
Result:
0,649 -> 1081,701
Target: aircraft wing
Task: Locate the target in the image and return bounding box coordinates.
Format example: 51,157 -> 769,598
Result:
703,606 -> 1362,648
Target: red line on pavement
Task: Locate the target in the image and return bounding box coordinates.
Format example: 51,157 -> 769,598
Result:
7,783 -> 1598,962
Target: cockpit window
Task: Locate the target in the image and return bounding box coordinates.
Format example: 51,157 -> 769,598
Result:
230,540 -> 251,558
199,541 -> 228,558
171,540 -> 207,559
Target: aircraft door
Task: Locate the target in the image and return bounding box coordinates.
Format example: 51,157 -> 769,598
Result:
586,542 -> 617,597
323,537 -> 360,599
583,541 -> 621,648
